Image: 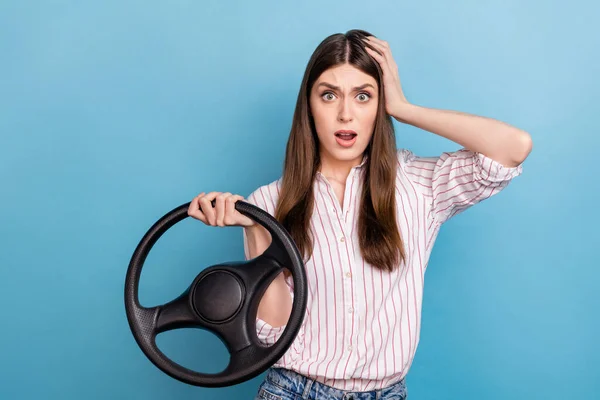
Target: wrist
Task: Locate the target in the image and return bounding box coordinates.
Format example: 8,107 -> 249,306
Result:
244,220 -> 259,229
391,101 -> 415,124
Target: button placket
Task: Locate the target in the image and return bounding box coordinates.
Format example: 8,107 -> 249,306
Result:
339,226 -> 356,363
321,171 -> 357,363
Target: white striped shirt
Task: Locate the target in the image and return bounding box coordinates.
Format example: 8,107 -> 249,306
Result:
243,147 -> 523,391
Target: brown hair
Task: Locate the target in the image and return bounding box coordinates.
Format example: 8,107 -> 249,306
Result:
274,29 -> 405,272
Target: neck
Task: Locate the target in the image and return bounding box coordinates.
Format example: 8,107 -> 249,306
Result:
318,152 -> 365,182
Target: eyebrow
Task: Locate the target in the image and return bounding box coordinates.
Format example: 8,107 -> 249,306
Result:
317,82 -> 376,91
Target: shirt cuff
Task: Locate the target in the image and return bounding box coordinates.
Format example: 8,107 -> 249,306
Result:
256,317 -> 286,345
473,151 -> 523,183
255,290 -> 294,345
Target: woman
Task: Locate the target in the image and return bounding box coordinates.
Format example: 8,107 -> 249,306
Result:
188,29 -> 532,400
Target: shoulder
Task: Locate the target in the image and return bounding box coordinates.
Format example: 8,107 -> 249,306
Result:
394,148 -> 420,178
396,147 -> 419,166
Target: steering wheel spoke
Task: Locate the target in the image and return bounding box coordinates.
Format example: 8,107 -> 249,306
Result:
234,252 -> 283,299
153,291 -> 206,333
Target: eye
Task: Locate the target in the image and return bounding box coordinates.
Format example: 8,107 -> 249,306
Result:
321,91 -> 372,102
322,91 -> 335,101
357,92 -> 371,102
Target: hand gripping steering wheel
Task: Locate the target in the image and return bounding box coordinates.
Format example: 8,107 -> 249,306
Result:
124,200 -> 307,387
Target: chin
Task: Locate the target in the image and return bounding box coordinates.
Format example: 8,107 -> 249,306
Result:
333,150 -> 363,160
321,141 -> 366,162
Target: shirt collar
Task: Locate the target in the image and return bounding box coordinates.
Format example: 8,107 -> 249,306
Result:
316,154 -> 368,179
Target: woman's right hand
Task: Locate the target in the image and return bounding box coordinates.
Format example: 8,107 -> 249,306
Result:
187,192 -> 256,228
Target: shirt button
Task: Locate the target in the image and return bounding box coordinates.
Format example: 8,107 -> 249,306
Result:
347,346 -> 353,351
340,237 -> 345,242
346,272 -> 352,278
348,307 -> 353,313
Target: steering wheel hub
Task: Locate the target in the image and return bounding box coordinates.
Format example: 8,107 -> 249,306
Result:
192,270 -> 244,323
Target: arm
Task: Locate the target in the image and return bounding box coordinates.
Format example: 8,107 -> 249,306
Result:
244,224 -> 293,328
393,103 -> 533,167
361,35 -> 532,167
362,36 -> 531,225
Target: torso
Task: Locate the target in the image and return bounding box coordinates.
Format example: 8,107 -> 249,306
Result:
249,150 -> 445,391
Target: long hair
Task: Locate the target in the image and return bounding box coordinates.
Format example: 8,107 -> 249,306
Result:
274,29 -> 406,272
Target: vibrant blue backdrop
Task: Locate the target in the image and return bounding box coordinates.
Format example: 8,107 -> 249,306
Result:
1,1 -> 597,399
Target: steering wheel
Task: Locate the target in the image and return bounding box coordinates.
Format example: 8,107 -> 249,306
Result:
124,199 -> 307,387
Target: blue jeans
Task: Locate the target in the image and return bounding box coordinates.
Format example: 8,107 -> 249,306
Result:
254,367 -> 408,400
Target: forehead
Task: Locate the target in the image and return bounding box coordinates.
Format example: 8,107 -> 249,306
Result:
315,64 -> 377,88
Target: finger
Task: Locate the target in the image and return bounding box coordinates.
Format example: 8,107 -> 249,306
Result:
215,192 -> 231,227
365,45 -> 384,60
363,38 -> 399,74
193,193 -> 211,223
362,37 -> 389,57
187,192 -> 205,218
199,191 -> 219,225
362,36 -> 391,55
363,40 -> 385,59
363,37 -> 399,77
365,46 -> 398,81
363,36 -> 389,48
223,194 -> 240,225
365,46 -> 388,74
191,208 -> 208,224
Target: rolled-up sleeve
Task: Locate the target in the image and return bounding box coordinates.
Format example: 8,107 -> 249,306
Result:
399,148 -> 523,225
243,183 -> 292,345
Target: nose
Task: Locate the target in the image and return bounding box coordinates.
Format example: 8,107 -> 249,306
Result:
337,99 -> 353,123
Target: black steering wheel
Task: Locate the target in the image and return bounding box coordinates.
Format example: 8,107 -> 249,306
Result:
124,199 -> 307,387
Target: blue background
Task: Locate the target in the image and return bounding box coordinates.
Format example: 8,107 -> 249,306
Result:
1,1 -> 598,399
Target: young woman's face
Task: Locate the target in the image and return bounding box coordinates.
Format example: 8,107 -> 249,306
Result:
309,63 -> 379,168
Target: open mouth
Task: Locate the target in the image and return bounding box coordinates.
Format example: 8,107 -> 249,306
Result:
335,133 -> 357,140
334,132 -> 358,147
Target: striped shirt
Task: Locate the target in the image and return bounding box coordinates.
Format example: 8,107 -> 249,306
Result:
243,147 -> 523,391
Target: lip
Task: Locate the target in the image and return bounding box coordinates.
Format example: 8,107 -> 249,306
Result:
335,131 -> 358,148
335,130 -> 357,135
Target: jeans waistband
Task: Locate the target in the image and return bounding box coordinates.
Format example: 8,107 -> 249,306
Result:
265,367 -> 407,400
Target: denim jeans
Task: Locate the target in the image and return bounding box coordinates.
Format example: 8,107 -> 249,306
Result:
254,367 -> 408,400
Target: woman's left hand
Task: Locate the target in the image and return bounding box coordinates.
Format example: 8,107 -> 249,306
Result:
362,36 -> 409,118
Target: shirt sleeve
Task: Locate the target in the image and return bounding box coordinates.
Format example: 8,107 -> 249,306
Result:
399,147 -> 523,225
242,183 -> 293,345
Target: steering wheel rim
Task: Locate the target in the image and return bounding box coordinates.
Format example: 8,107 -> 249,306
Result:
124,200 -> 307,387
